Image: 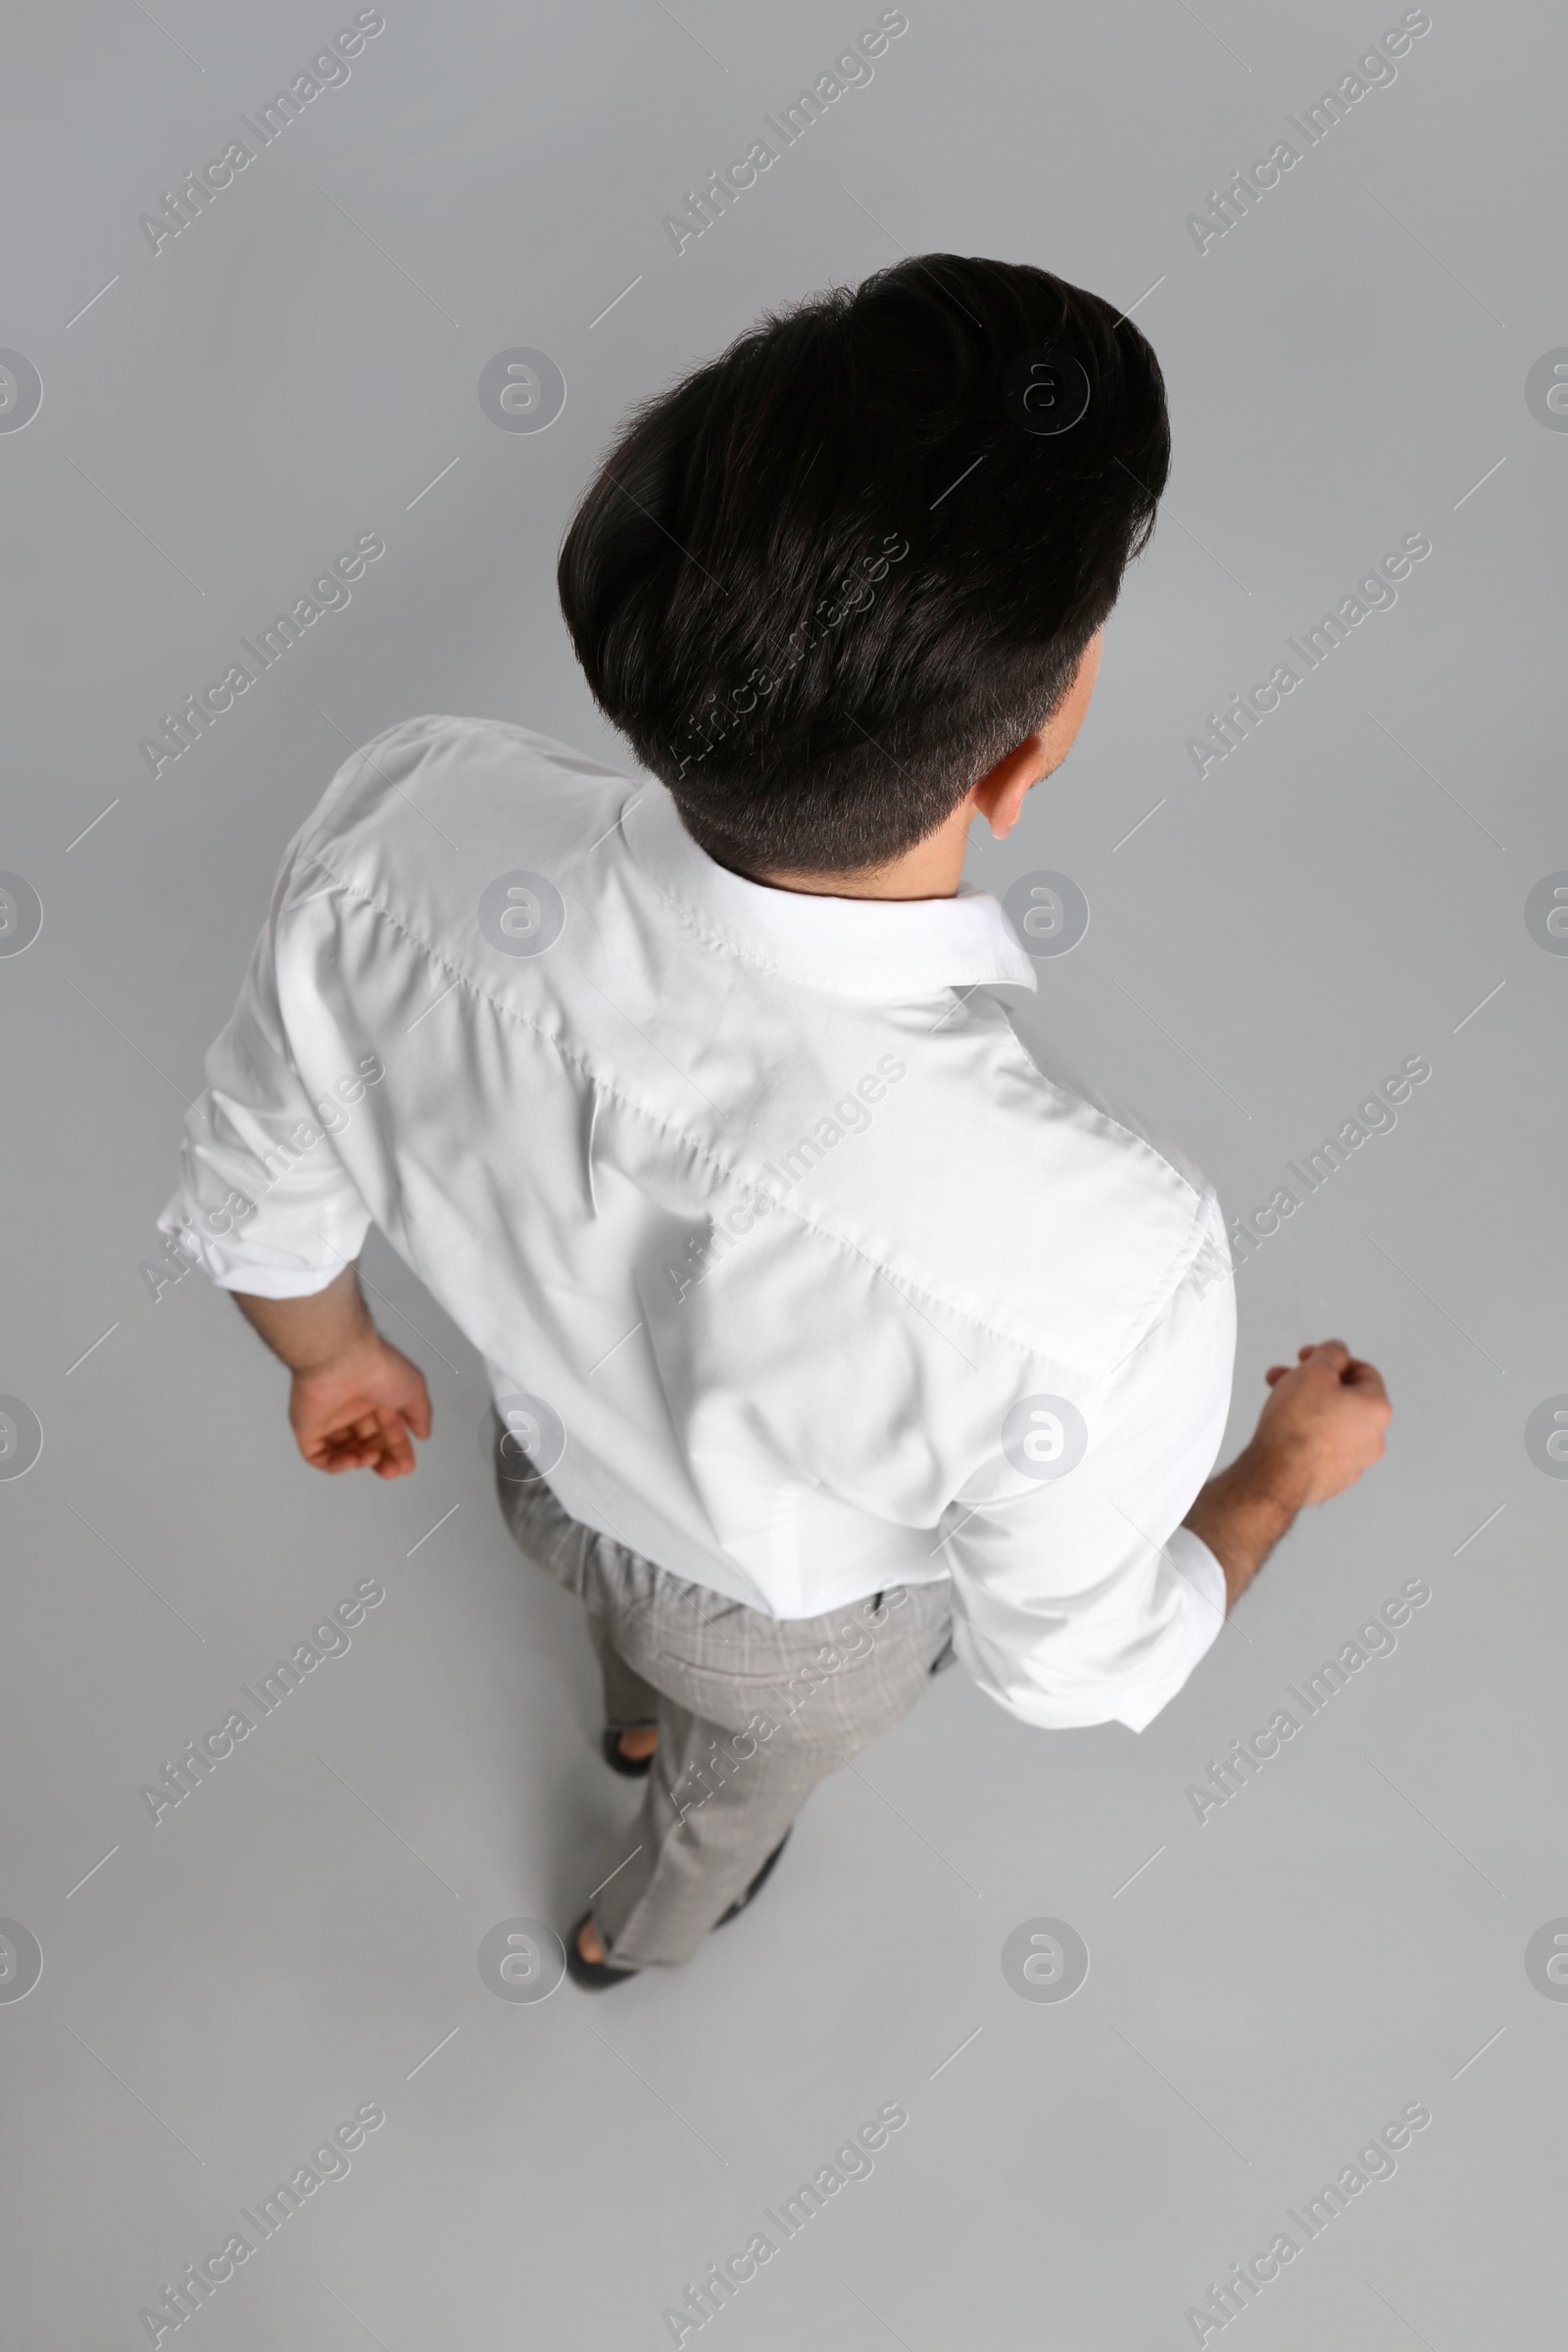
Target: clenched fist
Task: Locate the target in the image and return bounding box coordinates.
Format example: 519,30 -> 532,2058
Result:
1186,1337 -> 1394,1611
1254,1339 -> 1393,1510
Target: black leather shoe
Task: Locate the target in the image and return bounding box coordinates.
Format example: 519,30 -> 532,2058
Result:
564,1911 -> 640,1989
717,1830 -> 791,1926
602,1728 -> 655,1778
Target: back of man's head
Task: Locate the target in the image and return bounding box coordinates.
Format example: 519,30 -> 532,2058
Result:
558,254 -> 1169,877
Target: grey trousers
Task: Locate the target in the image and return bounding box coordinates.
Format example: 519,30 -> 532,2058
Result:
494,1438 -> 955,1969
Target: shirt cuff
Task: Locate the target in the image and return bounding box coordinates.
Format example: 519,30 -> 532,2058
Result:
156,1200 -> 353,1298
1108,1523 -> 1229,1732
1168,1523 -> 1228,1634
953,1520 -> 1231,1735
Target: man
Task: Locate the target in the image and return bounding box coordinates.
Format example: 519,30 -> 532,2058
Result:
160,254 -> 1390,1986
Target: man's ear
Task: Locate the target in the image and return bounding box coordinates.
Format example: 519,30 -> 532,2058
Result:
970,629 -> 1104,839
971,734 -> 1047,842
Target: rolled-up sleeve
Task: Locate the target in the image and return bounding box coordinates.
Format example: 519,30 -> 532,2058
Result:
157,859 -> 375,1298
943,1220 -> 1236,1732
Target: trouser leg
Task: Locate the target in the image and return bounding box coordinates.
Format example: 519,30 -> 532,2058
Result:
592,1573 -> 954,1969
492,1430 -> 954,1969
585,1612 -> 661,1735
492,1429 -> 659,1730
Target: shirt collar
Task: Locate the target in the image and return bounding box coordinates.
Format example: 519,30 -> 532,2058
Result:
619,782 -> 1039,1002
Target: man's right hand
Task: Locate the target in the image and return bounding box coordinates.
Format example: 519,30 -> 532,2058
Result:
1183,1338 -> 1393,1611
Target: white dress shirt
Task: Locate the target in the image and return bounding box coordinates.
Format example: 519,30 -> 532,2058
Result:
161,714 -> 1236,1731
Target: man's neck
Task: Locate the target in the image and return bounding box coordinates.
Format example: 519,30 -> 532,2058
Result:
752,799 -> 974,903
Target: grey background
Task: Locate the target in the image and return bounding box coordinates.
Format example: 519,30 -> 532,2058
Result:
2,2 -> 1564,2344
